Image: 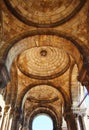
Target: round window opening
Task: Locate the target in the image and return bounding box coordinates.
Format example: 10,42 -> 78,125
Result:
32,114 -> 53,130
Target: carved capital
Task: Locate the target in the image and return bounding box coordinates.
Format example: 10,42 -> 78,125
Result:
72,107 -> 87,117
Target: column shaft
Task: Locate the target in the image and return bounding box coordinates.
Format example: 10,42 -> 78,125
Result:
64,112 -> 77,130
78,115 -> 86,130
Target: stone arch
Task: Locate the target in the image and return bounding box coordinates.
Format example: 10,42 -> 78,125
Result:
18,83 -> 70,112
4,0 -> 86,27
20,84 -> 66,130
2,30 -> 84,74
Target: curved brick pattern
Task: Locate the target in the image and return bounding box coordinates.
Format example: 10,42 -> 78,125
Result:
4,0 -> 86,27
17,46 -> 70,79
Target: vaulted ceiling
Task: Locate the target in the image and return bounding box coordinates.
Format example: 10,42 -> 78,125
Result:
0,0 -> 89,129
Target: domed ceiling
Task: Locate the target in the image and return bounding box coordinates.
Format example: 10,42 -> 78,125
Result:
4,0 -> 86,27
17,46 -> 70,79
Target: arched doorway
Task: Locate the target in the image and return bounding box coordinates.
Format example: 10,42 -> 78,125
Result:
32,114 -> 53,130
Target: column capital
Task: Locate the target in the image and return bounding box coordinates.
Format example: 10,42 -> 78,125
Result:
72,107 -> 87,117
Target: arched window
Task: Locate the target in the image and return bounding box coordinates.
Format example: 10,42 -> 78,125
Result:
32,114 -> 53,130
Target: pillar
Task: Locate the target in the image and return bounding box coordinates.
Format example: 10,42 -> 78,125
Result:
11,107 -> 21,130
78,115 -> 85,130
6,108 -> 13,130
72,107 -> 86,130
64,111 -> 77,130
1,105 -> 10,130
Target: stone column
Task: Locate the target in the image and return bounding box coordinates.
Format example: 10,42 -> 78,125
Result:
78,115 -> 85,130
64,111 -> 77,130
74,114 -> 86,130
11,107 -> 21,130
21,117 -> 29,130
74,115 -> 81,130
6,108 -> 13,130
1,105 -> 10,130
7,118 -> 12,130
72,107 -> 86,130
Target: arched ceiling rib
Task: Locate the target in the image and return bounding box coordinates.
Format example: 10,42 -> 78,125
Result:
0,30 -> 88,89
4,0 -> 86,27
21,85 -> 64,111
1,32 -> 83,72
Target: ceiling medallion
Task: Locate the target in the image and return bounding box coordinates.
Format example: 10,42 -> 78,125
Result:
4,0 -> 86,27
40,50 -> 47,56
17,46 -> 70,79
